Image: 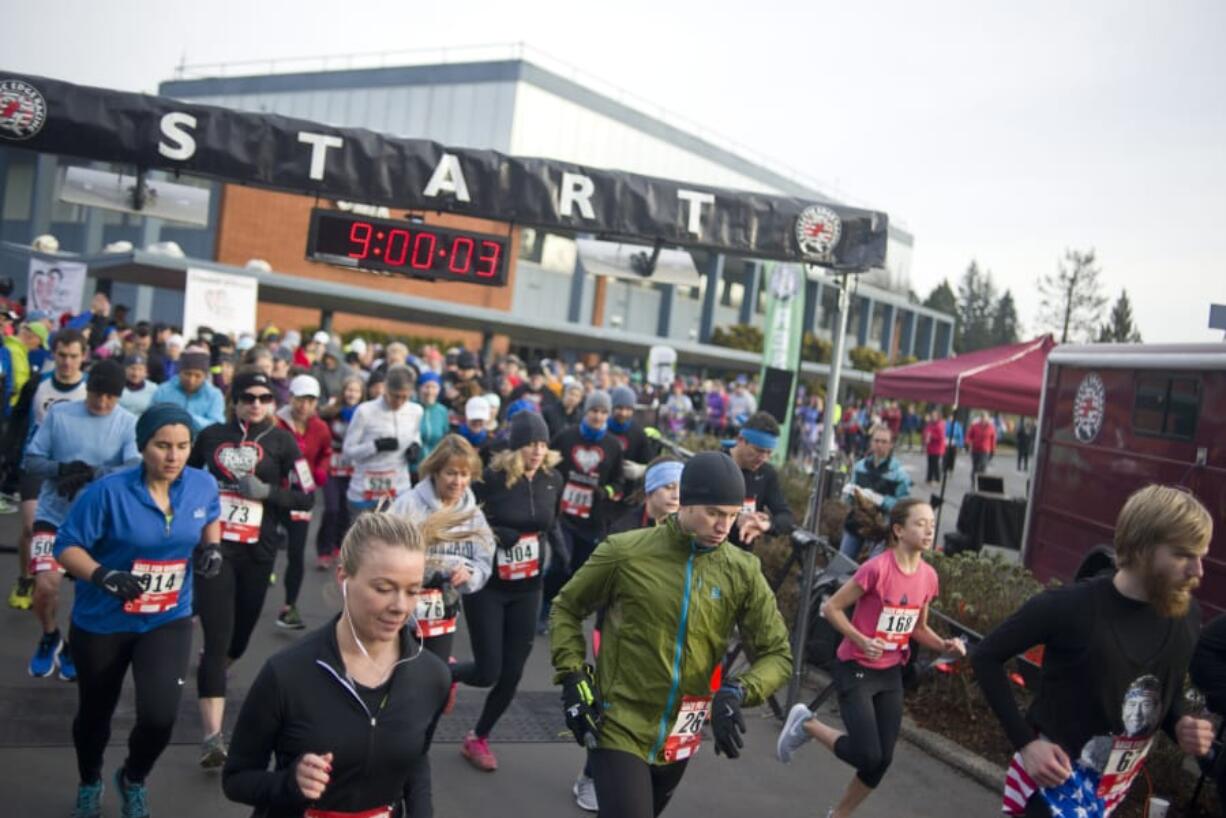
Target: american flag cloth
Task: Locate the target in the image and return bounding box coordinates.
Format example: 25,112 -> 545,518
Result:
1002,753 -> 1135,817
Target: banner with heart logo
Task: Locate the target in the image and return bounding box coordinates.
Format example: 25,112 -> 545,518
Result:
571,445 -> 605,475
214,441 -> 264,482
183,266 -> 258,342
27,257 -> 86,317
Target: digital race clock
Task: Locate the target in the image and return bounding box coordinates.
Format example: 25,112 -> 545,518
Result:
306,209 -> 508,286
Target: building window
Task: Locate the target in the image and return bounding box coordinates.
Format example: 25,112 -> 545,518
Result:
1132,375 -> 1199,441
2,161 -> 34,221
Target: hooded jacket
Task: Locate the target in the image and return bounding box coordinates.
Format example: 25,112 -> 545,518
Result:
550,516 -> 792,764
473,451 -> 564,593
390,476 -> 495,595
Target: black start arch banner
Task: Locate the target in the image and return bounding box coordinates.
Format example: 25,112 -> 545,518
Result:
0,70 -> 888,269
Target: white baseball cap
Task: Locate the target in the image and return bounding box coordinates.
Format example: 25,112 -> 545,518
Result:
348,337 -> 368,355
312,331 -> 330,345
290,375 -> 321,398
465,396 -> 491,421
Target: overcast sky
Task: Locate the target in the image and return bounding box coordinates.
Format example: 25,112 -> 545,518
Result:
8,0 -> 1225,342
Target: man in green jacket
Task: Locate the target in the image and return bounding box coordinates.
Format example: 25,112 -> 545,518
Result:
550,450 -> 793,818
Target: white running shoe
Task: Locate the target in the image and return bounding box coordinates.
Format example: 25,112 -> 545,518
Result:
776,703 -> 814,764
572,772 -> 598,812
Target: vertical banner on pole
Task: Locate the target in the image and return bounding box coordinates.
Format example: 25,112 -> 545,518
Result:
182,267 -> 258,342
27,257 -> 88,317
759,263 -> 806,466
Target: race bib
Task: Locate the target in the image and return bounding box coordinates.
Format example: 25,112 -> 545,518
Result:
874,605 -> 921,650
305,806 -> 392,818
330,450 -> 353,477
1097,735 -> 1153,806
220,491 -> 264,543
362,469 -> 398,502
414,588 -> 456,638
123,559 -> 188,614
560,482 -> 594,519
662,695 -> 712,762
496,534 -> 540,580
293,458 -> 316,492
29,530 -> 63,574
740,497 -> 757,516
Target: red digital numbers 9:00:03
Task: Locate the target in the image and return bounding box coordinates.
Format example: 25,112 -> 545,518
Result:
306,210 -> 509,286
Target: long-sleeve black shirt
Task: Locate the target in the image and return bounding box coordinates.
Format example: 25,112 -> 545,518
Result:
549,426 -> 624,540
971,577 -> 1198,758
730,461 -> 796,550
473,462 -> 563,593
223,616 -> 449,818
190,418 -> 313,563
1191,614 -> 1226,715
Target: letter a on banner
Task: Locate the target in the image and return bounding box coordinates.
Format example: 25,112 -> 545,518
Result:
758,263 -> 806,466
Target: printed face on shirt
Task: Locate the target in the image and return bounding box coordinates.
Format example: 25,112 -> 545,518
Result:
142,423 -> 193,482
1120,675 -> 1162,737
1143,540 -> 1207,618
53,340 -> 84,381
338,540 -> 426,645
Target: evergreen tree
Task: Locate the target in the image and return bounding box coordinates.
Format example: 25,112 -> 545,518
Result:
1096,289 -> 1143,343
1038,248 -> 1108,343
923,279 -> 957,316
956,261 -> 998,353
991,289 -> 1021,345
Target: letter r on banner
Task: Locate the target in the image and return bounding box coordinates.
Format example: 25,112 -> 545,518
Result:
559,172 -> 596,220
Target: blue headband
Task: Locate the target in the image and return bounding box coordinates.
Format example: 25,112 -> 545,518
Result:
645,461 -> 684,495
418,371 -> 441,387
739,428 -> 778,450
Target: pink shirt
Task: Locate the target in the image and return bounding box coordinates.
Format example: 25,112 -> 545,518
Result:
836,549 -> 940,670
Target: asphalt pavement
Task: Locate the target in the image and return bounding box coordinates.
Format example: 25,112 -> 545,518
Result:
0,487 -> 1005,817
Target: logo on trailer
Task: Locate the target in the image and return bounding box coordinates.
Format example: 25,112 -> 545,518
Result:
0,80 -> 47,140
1073,372 -> 1106,443
794,205 -> 842,263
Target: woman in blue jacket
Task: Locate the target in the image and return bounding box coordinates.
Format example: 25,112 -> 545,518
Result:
54,404 -> 222,818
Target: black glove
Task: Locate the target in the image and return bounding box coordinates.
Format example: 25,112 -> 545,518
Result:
711,684 -> 746,759
90,566 -> 145,602
238,474 -> 271,500
404,442 -> 422,464
374,436 -> 400,452
57,461 -> 97,499
58,460 -> 94,479
194,543 -> 223,580
560,667 -> 602,749
493,526 -> 522,550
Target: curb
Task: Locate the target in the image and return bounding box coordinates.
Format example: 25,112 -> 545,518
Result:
798,666 -> 1006,794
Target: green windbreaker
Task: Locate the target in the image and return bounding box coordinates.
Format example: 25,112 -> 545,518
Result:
550,516 -> 793,764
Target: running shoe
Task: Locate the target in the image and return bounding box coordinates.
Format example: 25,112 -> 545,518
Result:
8,576 -> 33,610
200,731 -> 228,770
0,494 -> 18,514
71,779 -> 104,818
776,703 -> 815,764
276,605 -> 305,630
572,772 -> 598,812
460,731 -> 497,771
315,553 -> 333,571
113,767 -> 150,818
443,657 -> 458,715
29,631 -> 62,678
59,644 -> 78,682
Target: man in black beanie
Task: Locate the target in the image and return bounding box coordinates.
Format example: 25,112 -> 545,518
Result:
550,450 -> 792,818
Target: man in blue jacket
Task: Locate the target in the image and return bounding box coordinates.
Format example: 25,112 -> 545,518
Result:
839,424 -> 912,560
150,350 -> 224,431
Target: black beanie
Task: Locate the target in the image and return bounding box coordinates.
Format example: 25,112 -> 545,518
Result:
231,370 -> 271,395
680,451 -> 745,507
510,411 -> 550,449
86,359 -> 126,397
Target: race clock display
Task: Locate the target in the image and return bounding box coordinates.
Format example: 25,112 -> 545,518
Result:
306,209 -> 508,286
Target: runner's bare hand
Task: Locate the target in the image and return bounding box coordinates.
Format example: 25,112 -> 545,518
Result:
450,566 -> 472,587
1020,739 -> 1072,788
1175,715 -> 1214,757
295,751 -> 333,800
858,636 -> 889,661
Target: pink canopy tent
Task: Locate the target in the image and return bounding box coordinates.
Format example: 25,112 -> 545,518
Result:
872,335 -> 1056,416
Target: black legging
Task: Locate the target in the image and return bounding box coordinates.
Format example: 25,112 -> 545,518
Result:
70,618 -> 193,784
195,550 -> 273,698
541,523 -> 600,624
318,475 -> 350,556
925,454 -> 941,483
452,585 -> 540,737
283,517 -> 308,607
423,631 -> 456,663
831,660 -> 903,789
589,748 -> 689,818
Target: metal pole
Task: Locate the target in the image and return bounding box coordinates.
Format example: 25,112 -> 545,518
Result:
786,270 -> 854,709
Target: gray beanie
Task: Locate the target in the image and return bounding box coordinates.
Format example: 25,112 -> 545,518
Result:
610,386 -> 636,409
680,451 -> 746,507
584,390 -> 612,413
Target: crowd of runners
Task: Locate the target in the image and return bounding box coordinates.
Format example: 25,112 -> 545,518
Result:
0,298 -> 1220,818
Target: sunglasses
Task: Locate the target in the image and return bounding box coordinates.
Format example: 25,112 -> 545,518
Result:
237,392 -> 276,405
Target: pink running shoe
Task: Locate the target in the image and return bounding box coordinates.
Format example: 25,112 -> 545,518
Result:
461,731 -> 498,772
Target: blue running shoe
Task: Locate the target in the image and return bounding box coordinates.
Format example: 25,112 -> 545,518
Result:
59,644 -> 77,682
114,768 -> 150,818
71,780 -> 104,818
29,631 -> 62,678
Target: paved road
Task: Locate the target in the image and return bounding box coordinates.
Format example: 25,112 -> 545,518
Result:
0,499 -> 1003,817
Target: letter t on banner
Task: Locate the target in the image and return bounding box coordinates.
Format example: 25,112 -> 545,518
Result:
758,263 -> 806,466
